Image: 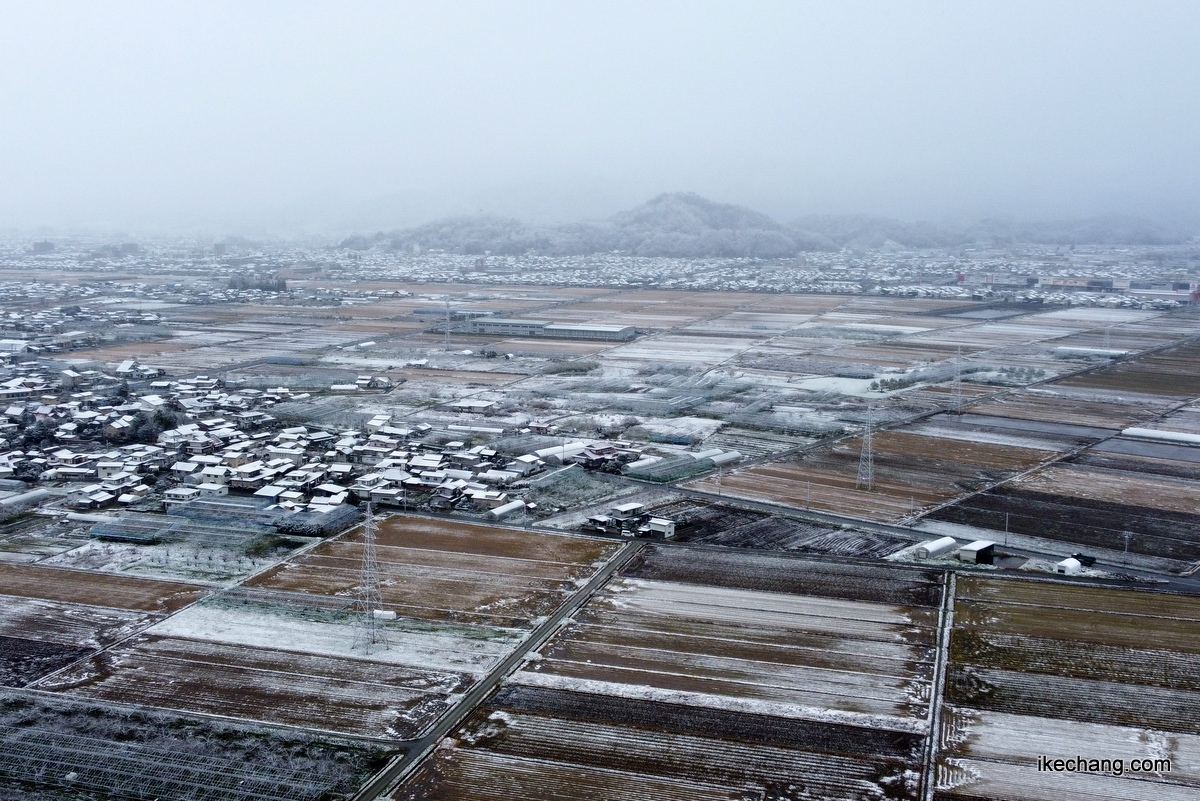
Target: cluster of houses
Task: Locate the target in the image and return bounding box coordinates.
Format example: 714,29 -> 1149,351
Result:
586,501 -> 677,538
0,354 -> 700,536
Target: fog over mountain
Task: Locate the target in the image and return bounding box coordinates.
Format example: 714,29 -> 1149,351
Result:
2,5 -> 1200,235
339,193 -> 1190,257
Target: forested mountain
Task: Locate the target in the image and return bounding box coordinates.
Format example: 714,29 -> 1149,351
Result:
337,194 -> 1190,255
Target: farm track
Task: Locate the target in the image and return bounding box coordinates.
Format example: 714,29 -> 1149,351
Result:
350,539 -> 645,801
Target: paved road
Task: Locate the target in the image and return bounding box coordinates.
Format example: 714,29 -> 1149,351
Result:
350,539 -> 645,801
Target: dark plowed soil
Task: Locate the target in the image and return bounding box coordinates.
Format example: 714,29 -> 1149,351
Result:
930,486 -> 1200,562
1058,341 -> 1200,398
1073,450 -> 1200,480
648,499 -> 909,556
0,637 -> 91,687
952,631 -> 1200,692
624,546 -> 946,607
0,692 -> 399,801
491,685 -> 925,758
946,666 -> 1200,733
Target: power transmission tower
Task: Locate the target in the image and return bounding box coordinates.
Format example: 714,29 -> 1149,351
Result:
949,345 -> 963,414
352,503 -> 388,653
856,405 -> 874,491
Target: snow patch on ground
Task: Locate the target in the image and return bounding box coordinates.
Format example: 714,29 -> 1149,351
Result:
630,416 -> 725,441
149,603 -> 521,675
509,671 -> 928,734
793,376 -> 877,396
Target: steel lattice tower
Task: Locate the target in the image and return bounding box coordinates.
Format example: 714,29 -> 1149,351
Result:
352,503 -> 388,653
949,345 -> 964,413
856,405 -> 874,491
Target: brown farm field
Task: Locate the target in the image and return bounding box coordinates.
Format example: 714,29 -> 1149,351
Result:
692,429 -> 1052,521
1057,341 -> 1200,397
939,575 -> 1200,801
246,516 -> 616,626
1016,463 -> 1200,516
28,517 -> 618,740
0,563 -> 207,612
967,389 -> 1171,429
38,634 -> 468,739
396,547 -> 940,801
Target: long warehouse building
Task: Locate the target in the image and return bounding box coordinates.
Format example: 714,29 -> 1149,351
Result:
465,318 -> 636,341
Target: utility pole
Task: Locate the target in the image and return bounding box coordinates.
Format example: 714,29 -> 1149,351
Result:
856,404 -> 874,491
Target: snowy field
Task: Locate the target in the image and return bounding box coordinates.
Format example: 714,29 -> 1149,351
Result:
513,572 -> 937,725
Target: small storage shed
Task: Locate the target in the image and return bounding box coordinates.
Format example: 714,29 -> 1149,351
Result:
1055,557 -> 1082,575
487,499 -> 526,521
915,536 -> 958,559
957,540 -> 996,565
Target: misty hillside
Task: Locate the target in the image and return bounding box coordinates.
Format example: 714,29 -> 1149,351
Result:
339,194 -> 1191,256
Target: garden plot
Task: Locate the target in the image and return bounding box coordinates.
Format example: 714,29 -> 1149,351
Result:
939,575 -> 1200,801
395,367 -> 527,386
23,519 -> 617,739
623,415 -> 723,444
245,516 -> 617,627
70,339 -> 203,363
829,341 -> 978,369
912,412 -> 1112,450
692,429 -> 1051,522
547,293 -> 736,329
1135,405 -> 1200,435
1046,326 -> 1177,353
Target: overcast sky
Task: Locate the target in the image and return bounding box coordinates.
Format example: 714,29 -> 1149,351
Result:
2,1 -> 1198,234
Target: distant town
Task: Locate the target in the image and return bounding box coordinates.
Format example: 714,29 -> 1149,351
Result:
2,223 -> 1199,801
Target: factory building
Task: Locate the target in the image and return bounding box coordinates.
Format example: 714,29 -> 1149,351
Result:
465,318 -> 636,341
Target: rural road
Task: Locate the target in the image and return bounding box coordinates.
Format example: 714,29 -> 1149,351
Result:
350,538 -> 645,801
